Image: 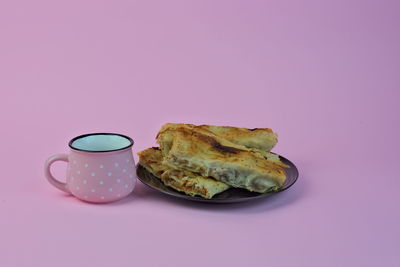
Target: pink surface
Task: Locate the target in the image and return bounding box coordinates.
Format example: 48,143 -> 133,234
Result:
1,0 -> 399,266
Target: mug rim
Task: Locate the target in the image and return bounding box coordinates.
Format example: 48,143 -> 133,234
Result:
68,133 -> 134,153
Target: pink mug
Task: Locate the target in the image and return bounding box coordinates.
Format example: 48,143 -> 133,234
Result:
44,133 -> 136,203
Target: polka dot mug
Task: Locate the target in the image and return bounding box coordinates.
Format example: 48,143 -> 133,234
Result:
44,133 -> 136,203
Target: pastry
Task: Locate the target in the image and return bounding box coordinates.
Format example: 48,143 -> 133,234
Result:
138,147 -> 230,198
157,126 -> 287,193
158,123 -> 278,151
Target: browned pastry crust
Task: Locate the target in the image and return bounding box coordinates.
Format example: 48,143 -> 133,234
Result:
138,147 -> 230,198
158,123 -> 278,151
157,126 -> 287,193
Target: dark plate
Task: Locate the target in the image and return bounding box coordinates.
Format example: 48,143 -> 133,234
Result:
136,154 -> 298,203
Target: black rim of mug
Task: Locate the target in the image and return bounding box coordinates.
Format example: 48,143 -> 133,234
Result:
68,133 -> 134,153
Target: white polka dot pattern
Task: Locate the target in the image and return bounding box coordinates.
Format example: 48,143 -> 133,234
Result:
67,152 -> 136,203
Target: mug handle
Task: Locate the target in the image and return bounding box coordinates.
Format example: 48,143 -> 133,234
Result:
44,154 -> 71,193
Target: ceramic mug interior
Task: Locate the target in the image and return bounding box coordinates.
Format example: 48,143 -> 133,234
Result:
69,133 -> 133,152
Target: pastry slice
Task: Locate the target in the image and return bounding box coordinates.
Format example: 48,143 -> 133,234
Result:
157,127 -> 287,193
137,147 -> 230,199
157,124 -> 288,168
158,123 -> 278,151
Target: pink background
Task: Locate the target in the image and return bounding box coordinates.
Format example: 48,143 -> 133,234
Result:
1,0 -> 399,266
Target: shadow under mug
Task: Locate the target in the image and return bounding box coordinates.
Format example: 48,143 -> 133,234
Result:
44,133 -> 137,203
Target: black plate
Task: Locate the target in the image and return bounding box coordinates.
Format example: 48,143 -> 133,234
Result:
136,154 -> 298,203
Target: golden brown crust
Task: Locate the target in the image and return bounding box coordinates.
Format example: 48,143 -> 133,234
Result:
158,123 -> 278,151
157,127 -> 287,193
157,124 -> 287,167
137,148 -> 230,198
198,125 -> 277,151
137,147 -> 165,177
